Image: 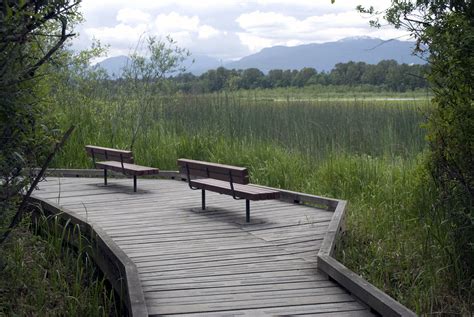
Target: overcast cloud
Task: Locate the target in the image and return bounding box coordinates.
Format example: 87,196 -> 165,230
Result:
73,0 -> 410,61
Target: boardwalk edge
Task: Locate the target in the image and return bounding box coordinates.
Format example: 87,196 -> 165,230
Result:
29,195 -> 149,317
317,199 -> 417,317
35,169 -> 417,316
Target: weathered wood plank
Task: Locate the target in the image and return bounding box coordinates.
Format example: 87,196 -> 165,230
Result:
95,161 -> 159,176
33,176 -> 403,316
145,279 -> 337,297
177,158 -> 249,184
146,286 -> 347,304
162,302 -> 373,317
147,293 -> 357,315
140,273 -> 327,290
190,178 -> 280,200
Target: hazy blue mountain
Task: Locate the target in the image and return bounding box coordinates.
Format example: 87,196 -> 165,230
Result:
95,54 -> 221,77
184,54 -> 222,75
96,37 -> 425,76
227,37 -> 424,72
95,55 -> 130,78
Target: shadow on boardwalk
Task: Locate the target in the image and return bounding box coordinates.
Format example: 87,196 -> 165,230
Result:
33,176 -> 381,316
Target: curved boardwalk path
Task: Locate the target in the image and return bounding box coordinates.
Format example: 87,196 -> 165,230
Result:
35,177 -> 374,316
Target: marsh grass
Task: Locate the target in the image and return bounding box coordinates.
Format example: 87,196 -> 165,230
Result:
49,89 -> 471,314
241,84 -> 432,101
53,93 -> 430,168
0,210 -> 116,316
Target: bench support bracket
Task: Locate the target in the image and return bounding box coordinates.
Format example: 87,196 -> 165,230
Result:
246,199 -> 250,223
133,175 -> 137,192
104,169 -> 108,186
202,190 -> 206,210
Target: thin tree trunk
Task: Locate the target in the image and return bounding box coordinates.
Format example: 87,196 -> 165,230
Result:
0,125 -> 75,244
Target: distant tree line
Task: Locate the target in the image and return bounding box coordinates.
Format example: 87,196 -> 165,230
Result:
172,60 -> 429,93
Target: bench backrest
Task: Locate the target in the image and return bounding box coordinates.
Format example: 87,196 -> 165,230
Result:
177,159 -> 249,185
85,145 -> 134,164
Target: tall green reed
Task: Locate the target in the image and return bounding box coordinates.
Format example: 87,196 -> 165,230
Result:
48,86 -> 472,314
0,210 -> 116,316
52,92 -> 429,169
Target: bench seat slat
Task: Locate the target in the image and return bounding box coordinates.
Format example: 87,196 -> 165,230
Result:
85,145 -> 132,155
95,161 -> 159,176
179,159 -> 247,172
178,158 -> 249,184
190,178 -> 280,201
85,145 -> 134,163
94,153 -> 134,163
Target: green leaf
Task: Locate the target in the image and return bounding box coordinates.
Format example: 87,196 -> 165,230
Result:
5,2 -> 13,18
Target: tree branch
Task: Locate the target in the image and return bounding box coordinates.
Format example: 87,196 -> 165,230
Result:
0,125 -> 75,245
25,16 -> 71,78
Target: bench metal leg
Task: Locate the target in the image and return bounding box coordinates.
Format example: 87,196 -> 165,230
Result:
133,175 -> 137,192
246,199 -> 250,223
104,169 -> 108,186
202,190 -> 206,210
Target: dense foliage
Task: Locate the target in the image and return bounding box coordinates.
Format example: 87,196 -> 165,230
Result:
171,60 -> 429,93
0,2 -> 116,315
0,0 -> 79,233
360,0 -> 474,307
0,214 -> 116,315
422,5 -> 474,286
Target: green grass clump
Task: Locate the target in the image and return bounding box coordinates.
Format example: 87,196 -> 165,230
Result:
47,87 -> 472,314
0,214 -> 116,316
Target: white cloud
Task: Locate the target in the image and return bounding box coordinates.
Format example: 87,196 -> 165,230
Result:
74,0 -> 409,60
153,12 -> 221,40
84,10 -> 226,57
237,11 -> 368,39
255,0 -> 392,12
80,0 -> 242,17
85,23 -> 148,48
236,10 -> 408,52
151,12 -> 222,47
237,33 -> 274,53
237,11 -> 295,33
198,25 -> 221,39
154,12 -> 200,33
116,8 -> 151,25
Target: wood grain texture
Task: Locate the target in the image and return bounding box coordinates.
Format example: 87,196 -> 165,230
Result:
33,176 -> 379,316
190,178 -> 280,200
95,161 -> 159,175
85,145 -> 134,163
177,158 -> 249,184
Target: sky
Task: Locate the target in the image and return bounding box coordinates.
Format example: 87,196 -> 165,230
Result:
74,0 -> 410,61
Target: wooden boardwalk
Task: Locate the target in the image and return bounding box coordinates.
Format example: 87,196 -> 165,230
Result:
34,177 -> 374,316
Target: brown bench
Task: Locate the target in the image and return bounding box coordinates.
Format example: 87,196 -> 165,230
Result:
85,145 -> 159,192
177,158 -> 280,222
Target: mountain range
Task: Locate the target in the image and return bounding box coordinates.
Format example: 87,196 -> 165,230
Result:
96,37 -> 424,77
